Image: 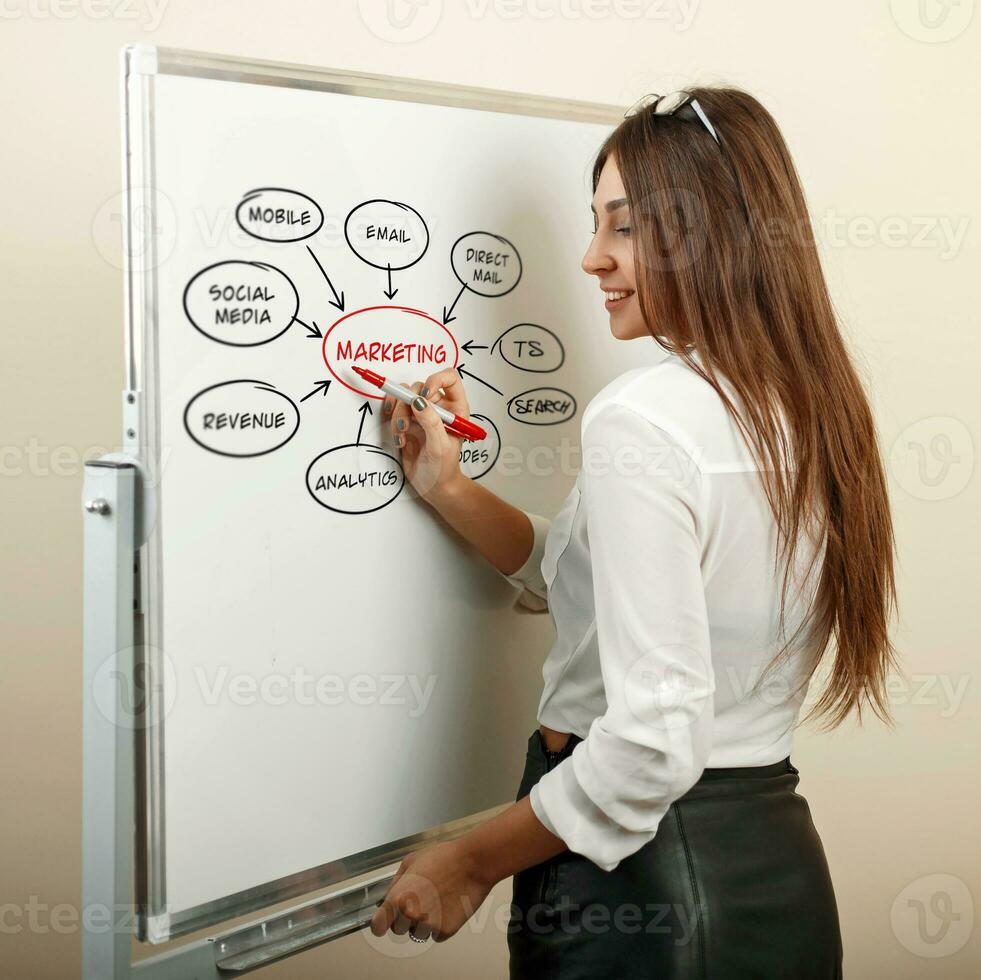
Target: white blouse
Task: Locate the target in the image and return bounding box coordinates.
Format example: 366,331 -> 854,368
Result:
501,352 -> 823,872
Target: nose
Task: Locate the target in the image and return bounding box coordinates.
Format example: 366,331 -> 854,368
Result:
582,233 -> 613,278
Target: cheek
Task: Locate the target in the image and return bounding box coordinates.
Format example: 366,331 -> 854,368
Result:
618,241 -> 636,288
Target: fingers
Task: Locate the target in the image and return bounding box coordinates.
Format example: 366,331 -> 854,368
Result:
370,891 -> 420,938
422,368 -> 468,412
390,381 -> 422,449
388,371 -> 471,449
391,910 -> 413,936
369,856 -> 410,936
370,883 -> 436,942
382,370 -> 465,415
370,896 -> 398,937
409,391 -> 448,447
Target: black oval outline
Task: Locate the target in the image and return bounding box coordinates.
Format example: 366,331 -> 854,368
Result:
183,380 -> 301,458
459,413 -> 502,481
235,187 -> 325,243
183,261 -> 300,348
493,324 -> 566,373
343,200 -> 430,272
506,387 -> 578,427
450,231 -> 523,298
305,443 -> 406,514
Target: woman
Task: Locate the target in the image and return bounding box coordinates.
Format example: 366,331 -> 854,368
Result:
369,87 -> 897,978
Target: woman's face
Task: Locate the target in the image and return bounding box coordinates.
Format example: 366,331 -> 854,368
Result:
582,155 -> 648,341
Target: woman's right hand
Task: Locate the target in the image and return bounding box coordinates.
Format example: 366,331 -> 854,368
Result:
387,368 -> 470,504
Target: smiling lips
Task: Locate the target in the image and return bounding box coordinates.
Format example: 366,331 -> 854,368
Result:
603,288 -> 634,311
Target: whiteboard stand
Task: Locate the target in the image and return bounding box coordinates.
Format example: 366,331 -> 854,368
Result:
84,45 -> 626,975
82,455 -> 396,978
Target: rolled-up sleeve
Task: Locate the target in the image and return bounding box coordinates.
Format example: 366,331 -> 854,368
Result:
498,510 -> 550,613
529,402 -> 715,870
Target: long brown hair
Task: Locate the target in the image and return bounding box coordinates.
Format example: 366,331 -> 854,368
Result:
595,88 -> 897,727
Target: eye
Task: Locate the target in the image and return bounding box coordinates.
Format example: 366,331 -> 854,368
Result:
615,225 -> 632,236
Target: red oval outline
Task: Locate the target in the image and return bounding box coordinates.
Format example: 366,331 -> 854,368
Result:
322,305 -> 460,399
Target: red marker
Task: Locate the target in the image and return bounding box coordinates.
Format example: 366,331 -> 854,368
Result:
351,366 -> 487,442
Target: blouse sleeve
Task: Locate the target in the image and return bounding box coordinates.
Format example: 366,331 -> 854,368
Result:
529,401 -> 715,871
498,510 -> 550,613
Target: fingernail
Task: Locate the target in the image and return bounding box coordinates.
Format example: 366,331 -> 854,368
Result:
394,433 -> 401,447
420,385 -> 430,397
397,418 -> 405,430
383,401 -> 393,414
412,396 -> 426,411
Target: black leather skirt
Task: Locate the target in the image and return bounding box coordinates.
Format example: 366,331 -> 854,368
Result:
509,729 -> 842,979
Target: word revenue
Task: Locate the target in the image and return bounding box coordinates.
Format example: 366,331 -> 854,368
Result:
334,340 -> 449,365
208,284 -> 277,326
201,411 -> 289,430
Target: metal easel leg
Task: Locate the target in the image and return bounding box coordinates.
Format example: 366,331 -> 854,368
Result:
81,459 -> 139,980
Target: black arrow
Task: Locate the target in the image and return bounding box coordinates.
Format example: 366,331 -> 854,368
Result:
384,265 -> 398,300
461,340 -> 488,356
306,246 -> 345,311
300,380 -> 332,402
295,317 -> 322,339
442,283 -> 467,325
356,400 -> 373,445
457,363 -> 504,397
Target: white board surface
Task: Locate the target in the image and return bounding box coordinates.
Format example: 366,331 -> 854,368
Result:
130,47 -> 663,939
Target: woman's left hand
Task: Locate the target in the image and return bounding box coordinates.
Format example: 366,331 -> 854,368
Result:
369,839 -> 496,943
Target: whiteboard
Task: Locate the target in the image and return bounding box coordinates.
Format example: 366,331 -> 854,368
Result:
123,45 -> 660,942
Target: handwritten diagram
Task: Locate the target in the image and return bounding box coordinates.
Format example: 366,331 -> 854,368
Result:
181,188 -> 578,515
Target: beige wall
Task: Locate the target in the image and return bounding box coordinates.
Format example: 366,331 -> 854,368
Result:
1,2 -> 978,977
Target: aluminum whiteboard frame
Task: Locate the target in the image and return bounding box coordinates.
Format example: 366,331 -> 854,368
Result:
123,43 -> 621,943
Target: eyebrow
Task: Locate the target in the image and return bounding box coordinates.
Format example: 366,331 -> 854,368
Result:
590,197 -> 630,214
